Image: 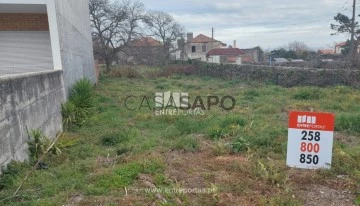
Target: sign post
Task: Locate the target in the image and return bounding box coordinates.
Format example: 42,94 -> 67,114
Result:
287,111 -> 335,169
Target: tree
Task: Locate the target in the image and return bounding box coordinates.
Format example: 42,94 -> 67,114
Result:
145,11 -> 184,61
90,0 -> 147,70
117,0 -> 148,45
90,0 -> 127,71
288,41 -> 310,56
331,13 -> 360,63
253,46 -> 265,62
270,48 -> 297,59
341,40 -> 351,55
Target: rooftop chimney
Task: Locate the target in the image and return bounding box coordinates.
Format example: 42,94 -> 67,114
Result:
233,40 -> 237,48
187,32 -> 193,43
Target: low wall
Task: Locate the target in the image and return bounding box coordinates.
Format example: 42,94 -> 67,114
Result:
0,71 -> 65,168
192,62 -> 360,88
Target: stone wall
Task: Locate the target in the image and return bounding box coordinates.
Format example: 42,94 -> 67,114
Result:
0,71 -> 65,168
192,62 -> 360,88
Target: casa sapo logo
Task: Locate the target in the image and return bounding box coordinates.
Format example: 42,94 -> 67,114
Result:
124,91 -> 236,116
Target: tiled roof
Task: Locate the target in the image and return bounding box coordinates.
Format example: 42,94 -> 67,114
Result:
131,37 -> 162,47
206,48 -> 245,56
190,34 -> 226,46
335,42 -> 347,47
318,49 -> 334,55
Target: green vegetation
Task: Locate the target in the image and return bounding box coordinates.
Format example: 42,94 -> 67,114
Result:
0,66 -> 360,205
61,78 -> 96,129
27,130 -> 78,161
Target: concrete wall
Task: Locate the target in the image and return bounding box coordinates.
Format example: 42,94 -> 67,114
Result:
0,71 -> 65,167
54,0 -> 96,94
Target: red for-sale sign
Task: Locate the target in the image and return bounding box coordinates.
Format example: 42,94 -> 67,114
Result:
286,111 -> 335,169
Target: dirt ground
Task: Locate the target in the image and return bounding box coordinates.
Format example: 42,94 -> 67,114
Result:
75,138 -> 358,206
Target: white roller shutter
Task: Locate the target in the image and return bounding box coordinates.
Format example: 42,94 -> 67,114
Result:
0,31 -> 53,75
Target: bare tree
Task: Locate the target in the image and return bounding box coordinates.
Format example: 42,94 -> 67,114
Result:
145,11 -> 184,61
90,0 -> 127,71
288,41 -> 310,56
90,0 -> 147,70
117,0 -> 148,46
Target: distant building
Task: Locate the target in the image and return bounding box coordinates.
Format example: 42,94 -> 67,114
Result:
241,47 -> 263,63
318,49 -> 335,55
119,37 -> 164,64
181,33 -> 226,61
273,58 -> 288,63
291,59 -> 305,62
335,42 -> 347,54
334,41 -> 360,54
206,48 -> 245,65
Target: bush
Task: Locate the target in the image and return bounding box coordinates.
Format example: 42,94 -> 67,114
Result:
172,135 -> 199,152
108,66 -> 142,78
0,161 -> 29,190
293,88 -> 323,100
62,78 -> 95,128
101,132 -> 128,146
61,101 -> 77,129
335,113 -> 360,134
101,128 -> 138,146
27,130 -> 78,160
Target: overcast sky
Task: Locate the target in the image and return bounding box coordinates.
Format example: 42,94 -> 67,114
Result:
140,0 -> 352,50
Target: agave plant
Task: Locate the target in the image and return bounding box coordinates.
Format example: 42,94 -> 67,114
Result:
27,129 -> 47,160
28,130 -> 78,161
61,78 -> 96,128
61,101 -> 77,129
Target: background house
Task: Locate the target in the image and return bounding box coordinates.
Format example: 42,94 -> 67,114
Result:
318,49 -> 335,55
335,42 -> 347,54
182,33 -> 226,61
241,47 -> 264,63
206,48 -> 245,65
119,37 -> 164,65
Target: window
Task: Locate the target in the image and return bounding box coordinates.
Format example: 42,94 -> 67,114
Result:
202,45 -> 206,52
192,46 -> 196,53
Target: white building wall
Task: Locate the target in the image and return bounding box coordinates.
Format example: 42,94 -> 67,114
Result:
236,57 -> 242,65
207,56 -> 220,64
54,0 -> 96,94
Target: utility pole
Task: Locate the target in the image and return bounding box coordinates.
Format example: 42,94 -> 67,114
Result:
211,27 -> 214,49
350,0 -> 356,66
211,27 -> 214,40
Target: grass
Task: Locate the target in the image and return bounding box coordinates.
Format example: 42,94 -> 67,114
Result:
0,66 -> 360,205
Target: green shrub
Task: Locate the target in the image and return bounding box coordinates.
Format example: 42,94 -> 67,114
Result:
232,136 -> 251,153
244,89 -> 260,99
0,161 -> 29,190
221,116 -> 247,127
27,129 -> 47,160
293,88 -> 322,100
61,101 -> 77,129
108,66 -> 142,78
101,129 -> 137,146
172,135 -> 199,152
62,78 -> 95,128
336,113 -> 360,134
355,196 -> 360,206
28,130 -> 78,160
207,127 -> 230,139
